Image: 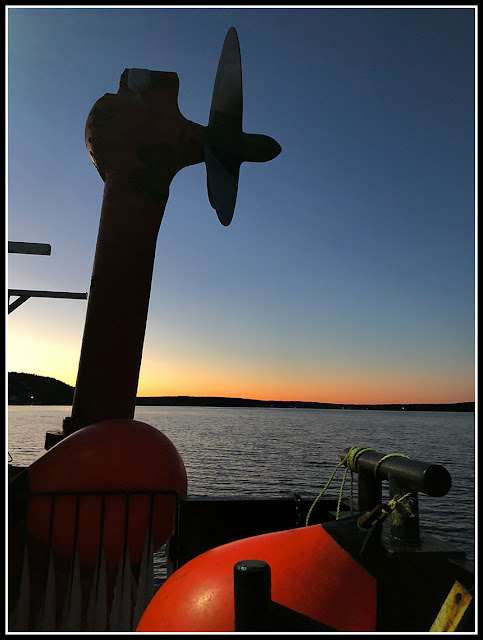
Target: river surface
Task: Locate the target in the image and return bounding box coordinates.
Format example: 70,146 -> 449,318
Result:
7,405 -> 475,567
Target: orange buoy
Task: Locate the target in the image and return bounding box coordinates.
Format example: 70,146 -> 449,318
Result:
136,524 -> 376,632
26,419 -> 187,568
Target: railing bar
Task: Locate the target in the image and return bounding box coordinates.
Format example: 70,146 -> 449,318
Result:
35,495 -> 56,632
71,494 -> 81,565
27,489 -> 179,497
39,494 -> 57,628
11,489 -> 183,632
85,492 -> 107,629
10,541 -> 30,630
175,492 -> 180,537
172,492 -> 181,573
14,497 -> 30,610
132,508 -> 155,631
148,494 -> 154,547
58,494 -> 82,630
95,494 -> 106,595
122,494 -> 131,575
47,494 -> 56,553
37,549 -> 57,631
65,494 -> 82,624
109,495 -> 132,631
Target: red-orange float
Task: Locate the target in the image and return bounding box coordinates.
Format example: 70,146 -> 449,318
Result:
26,419 -> 187,568
136,524 -> 377,632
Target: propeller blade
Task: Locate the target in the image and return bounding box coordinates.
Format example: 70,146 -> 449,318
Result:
208,26 -> 242,131
205,27 -> 242,226
205,143 -> 240,226
204,27 -> 281,226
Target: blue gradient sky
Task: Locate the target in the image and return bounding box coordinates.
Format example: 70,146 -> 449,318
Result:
7,7 -> 476,403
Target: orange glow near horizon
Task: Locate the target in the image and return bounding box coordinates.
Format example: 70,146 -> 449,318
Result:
9,328 -> 475,406
135,361 -> 475,405
8,328 -> 81,389
8,361 -> 474,406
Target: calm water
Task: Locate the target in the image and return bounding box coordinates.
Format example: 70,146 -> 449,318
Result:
7,405 -> 475,563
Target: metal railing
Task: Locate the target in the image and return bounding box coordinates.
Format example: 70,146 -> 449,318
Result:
8,488 -> 180,631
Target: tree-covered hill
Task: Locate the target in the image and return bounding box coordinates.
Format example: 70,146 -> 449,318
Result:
8,372 -> 75,405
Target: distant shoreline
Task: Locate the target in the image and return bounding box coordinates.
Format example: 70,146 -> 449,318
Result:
136,396 -> 475,412
8,372 -> 475,412
8,372 -> 474,413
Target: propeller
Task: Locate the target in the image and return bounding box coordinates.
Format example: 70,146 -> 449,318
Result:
204,27 -> 282,226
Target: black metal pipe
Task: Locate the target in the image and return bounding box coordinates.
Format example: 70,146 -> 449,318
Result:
357,468 -> 383,512
234,560 -> 271,631
341,448 -> 451,497
25,489 -> 179,497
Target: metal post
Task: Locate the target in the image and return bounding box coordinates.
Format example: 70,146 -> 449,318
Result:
63,70 -> 204,434
388,475 -> 420,544
234,560 -> 271,631
358,468 -> 383,513
56,30 -> 280,438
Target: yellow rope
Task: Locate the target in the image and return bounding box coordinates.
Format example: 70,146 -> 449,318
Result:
305,457 -> 347,526
306,447 -> 379,526
387,491 -> 412,511
336,447 -> 380,518
346,447 -> 380,472
336,464 -> 351,520
373,453 -> 409,478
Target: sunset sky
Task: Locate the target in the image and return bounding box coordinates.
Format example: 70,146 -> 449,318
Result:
7,7 -> 476,404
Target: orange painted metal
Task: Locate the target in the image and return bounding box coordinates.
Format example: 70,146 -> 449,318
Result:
136,523 -> 377,632
27,419 -> 187,568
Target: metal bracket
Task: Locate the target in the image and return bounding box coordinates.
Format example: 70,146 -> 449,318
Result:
8,241 -> 51,255
8,289 -> 87,314
8,241 -> 87,313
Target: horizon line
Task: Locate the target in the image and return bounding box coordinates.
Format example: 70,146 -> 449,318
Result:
8,372 -> 475,408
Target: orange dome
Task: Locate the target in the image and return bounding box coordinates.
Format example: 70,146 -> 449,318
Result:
27,419 -> 187,568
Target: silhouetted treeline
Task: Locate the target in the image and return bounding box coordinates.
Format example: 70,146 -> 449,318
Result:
137,396 -> 475,412
8,372 -> 75,405
8,373 -> 474,412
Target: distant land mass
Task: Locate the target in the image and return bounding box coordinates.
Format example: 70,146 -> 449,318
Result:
8,372 -> 475,412
8,372 -> 75,405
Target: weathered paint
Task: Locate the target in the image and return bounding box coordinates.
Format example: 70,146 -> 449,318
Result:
429,580 -> 472,632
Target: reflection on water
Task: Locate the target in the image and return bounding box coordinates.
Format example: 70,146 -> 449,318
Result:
8,405 -> 475,562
